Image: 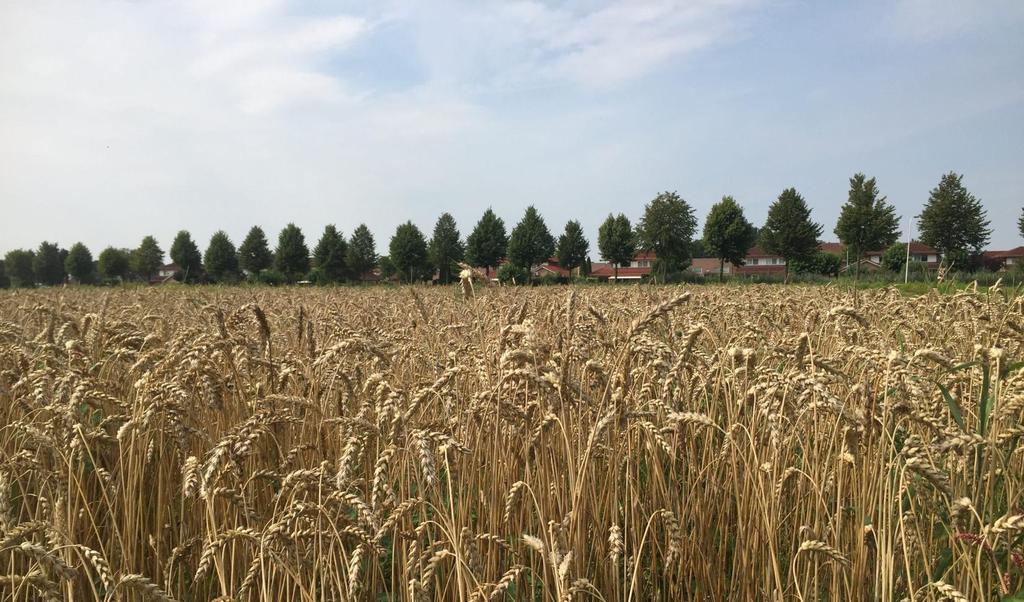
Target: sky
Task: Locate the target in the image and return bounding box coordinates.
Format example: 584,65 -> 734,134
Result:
1,0 -> 1023,259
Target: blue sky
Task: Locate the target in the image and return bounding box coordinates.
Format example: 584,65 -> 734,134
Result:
1,0 -> 1022,258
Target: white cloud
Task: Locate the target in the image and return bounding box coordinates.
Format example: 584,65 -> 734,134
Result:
234,70 -> 351,114
548,0 -> 754,86
885,0 -> 1024,41
404,0 -> 761,89
0,0 -> 485,254
191,15 -> 368,76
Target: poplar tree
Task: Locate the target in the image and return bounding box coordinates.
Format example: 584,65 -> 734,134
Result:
635,191 -> 697,283
65,242 -> 95,284
275,223 -> 310,282
465,209 -> 508,273
389,222 -> 430,282
238,226 -> 273,275
834,173 -> 900,277
313,225 -> 348,283
597,213 -> 636,282
703,196 -> 757,282
507,206 -> 555,270
760,188 -> 823,280
347,224 -> 378,281
204,231 -> 240,283
917,172 -> 991,268
556,220 -> 589,277
133,236 -> 163,281
170,231 -> 202,282
428,213 -> 464,284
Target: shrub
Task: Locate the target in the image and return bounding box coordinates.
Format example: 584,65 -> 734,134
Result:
790,252 -> 841,277
256,270 -> 287,286
497,264 -> 529,285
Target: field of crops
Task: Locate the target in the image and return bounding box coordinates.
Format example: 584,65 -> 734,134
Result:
0,284 -> 1022,601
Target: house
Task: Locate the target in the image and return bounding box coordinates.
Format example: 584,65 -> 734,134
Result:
767,241 -> 942,274
690,257 -> 732,277
818,242 -> 847,258
628,251 -> 657,270
589,251 -> 657,281
358,268 -> 399,283
983,246 -> 1024,271
591,249 -> 782,279
815,243 -> 875,274
150,263 -> 181,284
157,263 -> 181,279
732,246 -> 787,276
463,262 -> 510,282
590,263 -> 649,280
531,258 -> 573,279
862,241 -> 940,268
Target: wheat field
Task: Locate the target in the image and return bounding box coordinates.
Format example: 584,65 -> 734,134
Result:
0,284 -> 1022,601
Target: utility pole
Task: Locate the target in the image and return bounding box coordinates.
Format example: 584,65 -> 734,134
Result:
904,215 -> 911,284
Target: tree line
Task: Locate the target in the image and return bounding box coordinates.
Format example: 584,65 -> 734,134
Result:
0,171 -> 1000,288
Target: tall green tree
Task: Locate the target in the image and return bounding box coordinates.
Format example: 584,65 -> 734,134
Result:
34,241 -> 65,285
133,236 -> 164,282
834,173 -> 900,277
378,255 -> 396,280
274,223 -> 310,282
98,247 -> 131,282
238,226 -> 273,276
702,196 -> 757,282
635,191 -> 698,283
881,243 -> 909,273
597,213 -> 636,282
556,220 -> 589,277
65,242 -> 95,284
428,213 -> 464,284
170,231 -> 202,282
4,250 -> 35,287
0,260 -> 7,289
389,222 -> 430,283
465,209 -> 508,273
1019,208 -> 1024,239
760,188 -> 823,280
507,206 -> 555,271
690,238 -> 707,260
204,231 -> 240,283
917,172 -> 991,267
347,224 -> 378,281
313,225 -> 348,283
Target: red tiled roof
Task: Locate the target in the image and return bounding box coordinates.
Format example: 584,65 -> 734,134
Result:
744,246 -> 781,258
734,264 -> 786,275
590,264 -> 651,279
470,266 -> 500,280
690,257 -> 724,271
984,246 -> 1024,259
535,264 -> 571,277
820,241 -> 939,257
818,242 -> 846,255
907,242 -> 938,254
